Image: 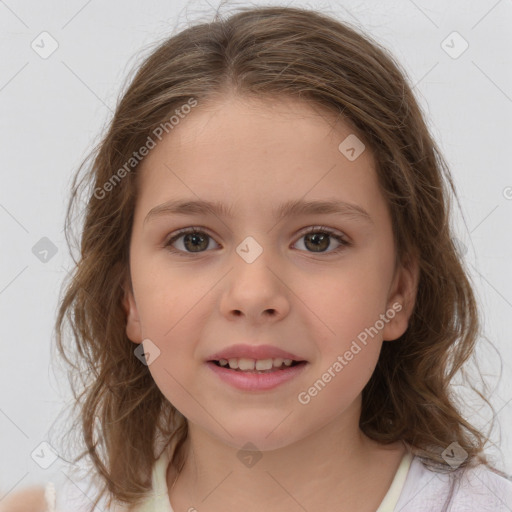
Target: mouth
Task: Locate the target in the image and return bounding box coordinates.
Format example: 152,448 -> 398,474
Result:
205,344 -> 308,390
208,358 -> 306,373
206,357 -> 309,391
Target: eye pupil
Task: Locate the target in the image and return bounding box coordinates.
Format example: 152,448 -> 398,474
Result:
184,232 -> 208,252
305,233 -> 330,252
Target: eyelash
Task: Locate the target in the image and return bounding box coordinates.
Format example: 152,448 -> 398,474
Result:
163,225 -> 350,257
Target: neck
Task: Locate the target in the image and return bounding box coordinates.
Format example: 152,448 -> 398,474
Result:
167,406 -> 406,512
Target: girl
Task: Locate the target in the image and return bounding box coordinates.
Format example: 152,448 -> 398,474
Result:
54,5 -> 512,512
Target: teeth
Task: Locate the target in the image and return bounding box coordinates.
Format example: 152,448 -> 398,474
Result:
238,358 -> 255,371
218,357 -> 298,370
255,359 -> 273,370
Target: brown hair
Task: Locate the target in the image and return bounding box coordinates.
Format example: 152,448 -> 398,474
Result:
54,5 -> 496,511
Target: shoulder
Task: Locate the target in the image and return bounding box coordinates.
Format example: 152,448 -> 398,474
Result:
395,456 -> 512,512
0,486 -> 46,512
452,462 -> 512,511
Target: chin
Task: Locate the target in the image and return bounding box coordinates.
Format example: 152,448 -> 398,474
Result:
207,418 -> 304,453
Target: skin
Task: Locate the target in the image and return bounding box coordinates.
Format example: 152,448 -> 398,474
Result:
0,486 -> 46,512
123,94 -> 419,512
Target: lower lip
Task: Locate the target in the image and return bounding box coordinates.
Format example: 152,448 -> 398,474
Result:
205,361 -> 308,391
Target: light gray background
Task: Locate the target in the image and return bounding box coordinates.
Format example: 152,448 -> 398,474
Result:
1,0 -> 511,509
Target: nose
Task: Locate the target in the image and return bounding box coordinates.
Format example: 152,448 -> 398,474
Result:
219,249 -> 290,324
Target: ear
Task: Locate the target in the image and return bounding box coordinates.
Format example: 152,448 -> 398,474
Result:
122,274 -> 143,344
382,252 -> 420,342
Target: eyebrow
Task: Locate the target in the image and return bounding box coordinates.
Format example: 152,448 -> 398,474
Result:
143,198 -> 373,226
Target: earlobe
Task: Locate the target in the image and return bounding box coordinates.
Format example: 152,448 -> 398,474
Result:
382,254 -> 420,342
122,277 -> 143,344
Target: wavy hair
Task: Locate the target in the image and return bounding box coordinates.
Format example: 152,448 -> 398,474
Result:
54,5 -> 497,511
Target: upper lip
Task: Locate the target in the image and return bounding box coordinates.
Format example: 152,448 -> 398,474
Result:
207,344 -> 306,362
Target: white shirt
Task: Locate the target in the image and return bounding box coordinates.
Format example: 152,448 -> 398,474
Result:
380,451 -> 512,511
63,446 -> 512,512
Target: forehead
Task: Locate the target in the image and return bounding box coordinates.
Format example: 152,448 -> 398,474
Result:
134,95 -> 385,224
148,94 -> 359,155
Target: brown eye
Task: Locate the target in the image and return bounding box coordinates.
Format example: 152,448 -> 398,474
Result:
303,232 -> 331,252
294,227 -> 349,254
164,226 -> 349,257
165,229 -> 219,254
181,232 -> 209,252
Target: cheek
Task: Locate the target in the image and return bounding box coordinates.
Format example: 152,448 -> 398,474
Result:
294,292 -> 382,427
140,306 -> 206,418
131,251 -> 206,337
131,260 -> 219,365
298,259 -> 392,345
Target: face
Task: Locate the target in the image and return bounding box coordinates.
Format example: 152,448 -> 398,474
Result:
123,95 -> 418,451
